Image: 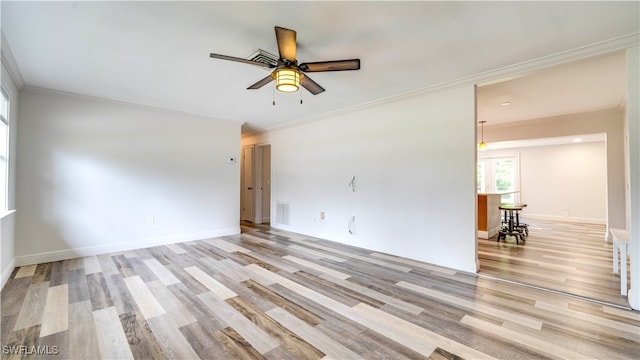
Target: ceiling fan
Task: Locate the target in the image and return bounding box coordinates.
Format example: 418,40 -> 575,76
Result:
209,26 -> 360,95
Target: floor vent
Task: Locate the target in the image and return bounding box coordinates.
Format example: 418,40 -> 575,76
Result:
276,201 -> 290,226
247,49 -> 279,67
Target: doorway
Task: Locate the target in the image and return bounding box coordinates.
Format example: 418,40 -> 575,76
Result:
240,144 -> 271,224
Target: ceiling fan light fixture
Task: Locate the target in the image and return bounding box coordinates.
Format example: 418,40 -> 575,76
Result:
273,68 -> 301,93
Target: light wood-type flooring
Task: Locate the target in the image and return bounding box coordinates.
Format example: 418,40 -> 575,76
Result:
478,218 -> 630,307
1,222 -> 639,359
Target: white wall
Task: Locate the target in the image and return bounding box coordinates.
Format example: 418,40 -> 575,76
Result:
15,89 -> 241,265
484,110 -> 625,232
1,60 -> 19,287
244,85 -> 478,272
482,141 -> 607,223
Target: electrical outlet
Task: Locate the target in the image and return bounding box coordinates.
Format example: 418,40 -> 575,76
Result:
320,211 -> 326,220
147,216 -> 155,225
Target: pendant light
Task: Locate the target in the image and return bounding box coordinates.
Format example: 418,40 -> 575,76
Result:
478,120 -> 487,150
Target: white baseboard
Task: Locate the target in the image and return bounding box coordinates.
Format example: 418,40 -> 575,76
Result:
524,213 -> 606,225
1,257 -> 16,290
14,227 -> 240,267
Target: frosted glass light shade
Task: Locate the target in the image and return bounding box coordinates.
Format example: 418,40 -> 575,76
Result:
274,69 -> 300,92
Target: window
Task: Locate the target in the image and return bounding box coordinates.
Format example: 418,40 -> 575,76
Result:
477,155 -> 520,203
0,88 -> 9,211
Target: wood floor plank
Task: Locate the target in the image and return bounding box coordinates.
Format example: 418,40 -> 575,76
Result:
113,254 -> 137,278
82,256 -> 102,275
93,306 -> 135,360
534,300 -> 639,340
283,255 -> 351,279
226,296 -> 325,359
351,302 -> 493,358
31,263 -> 53,284
168,282 -> 227,331
146,313 -> 201,360
14,264 -> 37,278
266,306 -> 363,360
243,251 -> 301,273
213,327 -> 266,359
240,232 -> 277,245
104,273 -> 140,315
179,321 -> 227,359
197,256 -> 250,284
128,257 -> 160,283
68,300 -> 100,360
119,310 -> 167,360
48,260 -> 68,287
37,329 -> 68,359
292,270 -> 383,308
198,291 -> 280,354
287,244 -> 347,262
320,273 -> 424,315
143,258 -> 181,286
299,242 -> 413,272
40,284 -> 69,337
13,281 -> 49,331
460,314 -> 596,359
1,277 -> 31,317
67,268 -> 89,304
3,325 -> 41,360
85,272 -> 114,312
97,253 -> 120,276
242,279 -> 324,326
64,257 -> 83,272
206,238 -> 253,254
184,265 -> 237,300
428,347 -> 464,360
164,243 -> 188,255
232,252 -> 281,272
397,280 -> 543,330
372,252 -> 458,275
123,275 -> 166,319
145,280 -> 197,327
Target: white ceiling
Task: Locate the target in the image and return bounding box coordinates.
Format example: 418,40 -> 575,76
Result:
2,1 -> 638,135
477,51 -> 627,126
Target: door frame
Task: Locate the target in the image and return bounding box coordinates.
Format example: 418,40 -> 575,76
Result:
240,144 -> 255,222
241,143 -> 272,224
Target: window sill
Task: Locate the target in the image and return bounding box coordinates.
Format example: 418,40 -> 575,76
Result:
0,209 -> 16,220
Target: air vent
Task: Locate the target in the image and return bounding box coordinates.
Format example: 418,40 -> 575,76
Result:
276,201 -> 290,226
247,49 -> 279,68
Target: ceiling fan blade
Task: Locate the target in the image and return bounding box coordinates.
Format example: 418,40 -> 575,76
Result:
210,53 -> 271,68
275,26 -> 297,62
300,75 -> 325,95
247,74 -> 274,90
299,59 -> 360,72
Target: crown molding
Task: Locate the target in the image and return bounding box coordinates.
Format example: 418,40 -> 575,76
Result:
265,33 -> 640,135
475,33 -> 639,87
1,31 -> 25,89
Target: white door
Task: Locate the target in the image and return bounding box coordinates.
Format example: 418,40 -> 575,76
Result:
261,145 -> 271,223
241,145 -> 255,222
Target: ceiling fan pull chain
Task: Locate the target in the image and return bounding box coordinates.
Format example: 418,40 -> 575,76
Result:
300,90 -> 303,105
272,87 -> 276,106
